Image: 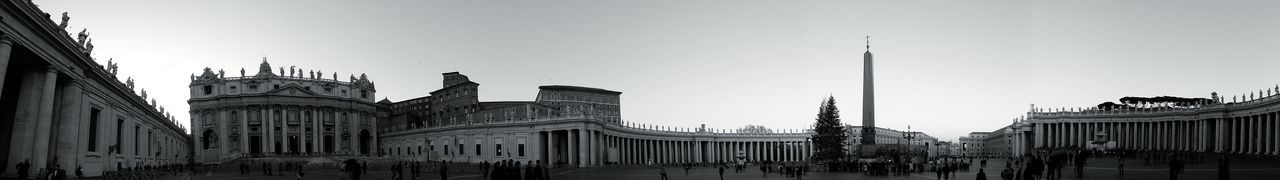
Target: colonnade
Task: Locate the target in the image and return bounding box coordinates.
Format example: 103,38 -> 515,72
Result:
1033,111 -> 1280,156
537,128 -> 812,168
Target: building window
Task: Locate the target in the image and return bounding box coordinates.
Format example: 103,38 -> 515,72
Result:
475,144 -> 481,156
203,85 -> 213,95
87,108 -> 101,152
495,144 -> 503,156
116,119 -> 123,154
360,90 -> 368,98
274,85 -> 280,89
249,85 -> 258,91
445,145 -> 450,155
134,126 -> 140,155
518,144 -> 525,157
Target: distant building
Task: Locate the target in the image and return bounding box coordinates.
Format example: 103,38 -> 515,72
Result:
844,125 -> 940,158
960,132 -> 990,157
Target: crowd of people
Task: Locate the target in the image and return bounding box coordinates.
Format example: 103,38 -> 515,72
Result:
477,159 -> 550,180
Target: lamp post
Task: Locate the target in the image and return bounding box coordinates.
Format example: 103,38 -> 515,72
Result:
902,126 -> 916,164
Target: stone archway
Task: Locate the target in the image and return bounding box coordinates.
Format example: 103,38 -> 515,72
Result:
359,130 -> 371,155
201,129 -> 217,150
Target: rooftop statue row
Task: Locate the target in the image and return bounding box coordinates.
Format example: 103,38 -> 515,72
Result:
50,10 -> 185,132
1031,85 -> 1280,116
191,58 -> 376,88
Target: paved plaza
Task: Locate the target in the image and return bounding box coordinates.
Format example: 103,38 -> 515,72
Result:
133,156 -> 1280,180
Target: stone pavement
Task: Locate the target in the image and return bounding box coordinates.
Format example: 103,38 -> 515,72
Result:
144,156 -> 1280,180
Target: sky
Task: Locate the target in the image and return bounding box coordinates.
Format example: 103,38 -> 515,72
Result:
32,0 -> 1280,141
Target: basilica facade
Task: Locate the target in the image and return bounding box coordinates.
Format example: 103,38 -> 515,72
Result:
187,61 -> 380,163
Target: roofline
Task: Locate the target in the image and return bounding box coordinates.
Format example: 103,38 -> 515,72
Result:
538,85 -> 622,95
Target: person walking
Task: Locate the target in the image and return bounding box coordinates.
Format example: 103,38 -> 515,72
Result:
718,164 -> 726,180
1218,157 -> 1230,180
1000,165 -> 1013,180
439,160 -> 449,180
344,159 -> 362,180
296,163 -> 306,180
1118,156 -> 1125,176
16,159 -> 29,180
976,168 -> 987,180
660,168 -> 669,180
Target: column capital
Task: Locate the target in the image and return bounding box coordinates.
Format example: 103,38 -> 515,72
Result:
0,35 -> 13,46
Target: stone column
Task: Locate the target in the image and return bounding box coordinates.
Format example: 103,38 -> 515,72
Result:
1215,119 -> 1223,153
1274,113 -> 1280,155
54,80 -> 83,170
1233,117 -> 1241,154
586,130 -> 595,167
31,67 -> 60,170
240,108 -> 249,156
266,107 -> 274,153
568,130 -> 578,167
545,131 -> 555,167
0,35 -> 15,96
1253,116 -> 1261,154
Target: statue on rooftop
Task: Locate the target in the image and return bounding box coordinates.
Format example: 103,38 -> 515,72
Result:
333,72 -> 337,80
218,69 -> 224,78
84,39 -> 94,54
76,28 -> 88,45
140,89 -> 148,100
240,68 -> 245,77
126,77 -> 134,90
309,70 -> 314,79
279,67 -> 284,75
59,12 -> 69,29
289,66 -> 296,77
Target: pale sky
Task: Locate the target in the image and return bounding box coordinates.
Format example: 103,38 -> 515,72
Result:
34,0 -> 1280,141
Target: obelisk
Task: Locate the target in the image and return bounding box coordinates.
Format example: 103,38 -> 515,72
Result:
861,35 -> 876,146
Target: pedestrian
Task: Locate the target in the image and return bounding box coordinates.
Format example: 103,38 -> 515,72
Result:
76,165 -> 84,179
17,159 -> 29,180
296,163 -> 306,180
718,164 -> 726,180
1218,157 -> 1230,180
660,168 -> 669,180
344,159 -> 362,180
1118,156 -> 1125,176
439,160 -> 449,180
976,168 -> 987,180
1000,165 -> 1013,180
684,163 -> 691,175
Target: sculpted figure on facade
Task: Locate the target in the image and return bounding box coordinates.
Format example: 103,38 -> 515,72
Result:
280,67 -> 285,76
76,28 -> 88,45
59,12 -> 69,29
290,66 -> 296,76
218,69 -> 225,79
240,68 -> 245,77
140,89 -> 148,100
126,77 -> 135,90
85,39 -> 94,54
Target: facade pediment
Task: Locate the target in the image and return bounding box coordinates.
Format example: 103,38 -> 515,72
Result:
264,84 -> 320,97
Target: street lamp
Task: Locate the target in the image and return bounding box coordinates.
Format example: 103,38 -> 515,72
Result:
902,126 -> 916,160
